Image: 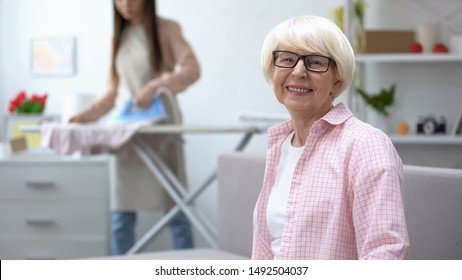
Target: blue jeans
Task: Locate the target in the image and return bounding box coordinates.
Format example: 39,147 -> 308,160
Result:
111,211 -> 193,255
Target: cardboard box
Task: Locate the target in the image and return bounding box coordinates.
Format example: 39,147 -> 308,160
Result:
362,30 -> 415,53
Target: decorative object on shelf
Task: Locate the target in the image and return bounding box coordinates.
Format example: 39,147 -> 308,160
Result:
416,115 -> 446,135
8,90 -> 48,114
30,36 -> 76,77
409,42 -> 423,53
357,84 -> 395,133
452,108 -> 462,136
356,83 -> 395,117
450,36 -> 462,54
415,22 -> 436,53
332,0 -> 366,53
433,43 -> 449,53
362,31 -> 414,54
396,122 -> 410,136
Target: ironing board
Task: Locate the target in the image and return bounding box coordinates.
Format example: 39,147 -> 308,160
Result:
127,124 -> 267,254
20,123 -> 268,255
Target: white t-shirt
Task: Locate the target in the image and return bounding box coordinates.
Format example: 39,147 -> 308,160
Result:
266,131 -> 304,259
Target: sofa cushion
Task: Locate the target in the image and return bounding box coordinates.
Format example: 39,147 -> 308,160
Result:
217,152 -> 266,258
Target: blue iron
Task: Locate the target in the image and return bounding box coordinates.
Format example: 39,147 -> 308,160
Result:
110,96 -> 167,124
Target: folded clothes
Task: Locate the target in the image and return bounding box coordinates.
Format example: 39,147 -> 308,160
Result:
108,96 -> 167,124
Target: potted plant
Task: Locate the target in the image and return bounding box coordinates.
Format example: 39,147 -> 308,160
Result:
8,90 -> 48,114
356,83 -> 396,132
356,83 -> 396,117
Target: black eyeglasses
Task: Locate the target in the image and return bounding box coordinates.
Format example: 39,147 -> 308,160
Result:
272,50 -> 334,73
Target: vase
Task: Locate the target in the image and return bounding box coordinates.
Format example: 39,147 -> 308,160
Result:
416,22 -> 436,53
366,107 -> 390,133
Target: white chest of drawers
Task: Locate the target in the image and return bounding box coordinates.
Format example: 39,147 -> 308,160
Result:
0,154 -> 111,259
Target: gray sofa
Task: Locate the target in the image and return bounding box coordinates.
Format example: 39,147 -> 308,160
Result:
102,152 -> 462,260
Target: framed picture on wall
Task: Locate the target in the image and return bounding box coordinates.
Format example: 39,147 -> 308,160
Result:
452,108 -> 462,136
30,36 -> 77,77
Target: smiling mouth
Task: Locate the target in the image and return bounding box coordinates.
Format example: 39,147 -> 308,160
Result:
287,86 -> 313,95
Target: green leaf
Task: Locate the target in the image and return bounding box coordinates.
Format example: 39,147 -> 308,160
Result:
29,102 -> 43,113
356,83 -> 396,117
14,101 -> 44,114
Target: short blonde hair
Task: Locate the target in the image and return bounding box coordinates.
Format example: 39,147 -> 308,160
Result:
261,15 -> 355,98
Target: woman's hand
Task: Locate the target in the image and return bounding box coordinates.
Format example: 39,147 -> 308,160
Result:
135,81 -> 158,108
68,115 -> 83,123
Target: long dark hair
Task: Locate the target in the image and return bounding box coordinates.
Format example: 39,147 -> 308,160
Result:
111,0 -> 162,84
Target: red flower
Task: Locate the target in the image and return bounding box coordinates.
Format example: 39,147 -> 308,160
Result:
8,90 -> 48,114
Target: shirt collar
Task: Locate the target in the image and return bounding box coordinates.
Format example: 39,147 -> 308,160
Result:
321,102 -> 353,125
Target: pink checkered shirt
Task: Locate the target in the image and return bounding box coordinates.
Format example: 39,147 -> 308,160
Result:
252,103 -> 409,260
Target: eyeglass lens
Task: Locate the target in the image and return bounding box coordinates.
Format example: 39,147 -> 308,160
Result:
274,51 -> 330,72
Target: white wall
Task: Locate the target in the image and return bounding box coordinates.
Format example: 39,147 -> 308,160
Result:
0,0 -> 113,112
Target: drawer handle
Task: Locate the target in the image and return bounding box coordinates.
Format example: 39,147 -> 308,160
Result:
26,217 -> 56,225
25,181 -> 55,188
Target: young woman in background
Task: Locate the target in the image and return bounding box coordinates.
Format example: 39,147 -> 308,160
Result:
70,0 -> 200,255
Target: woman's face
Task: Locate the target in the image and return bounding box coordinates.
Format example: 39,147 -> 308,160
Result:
272,47 -> 342,119
114,0 -> 146,24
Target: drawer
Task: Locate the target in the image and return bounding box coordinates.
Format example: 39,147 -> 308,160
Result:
0,162 -> 108,200
0,202 -> 108,236
0,237 -> 108,259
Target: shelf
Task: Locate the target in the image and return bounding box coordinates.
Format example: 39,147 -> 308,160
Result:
356,53 -> 462,63
390,134 -> 462,145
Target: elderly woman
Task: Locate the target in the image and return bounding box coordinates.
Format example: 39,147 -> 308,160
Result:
252,15 -> 409,260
